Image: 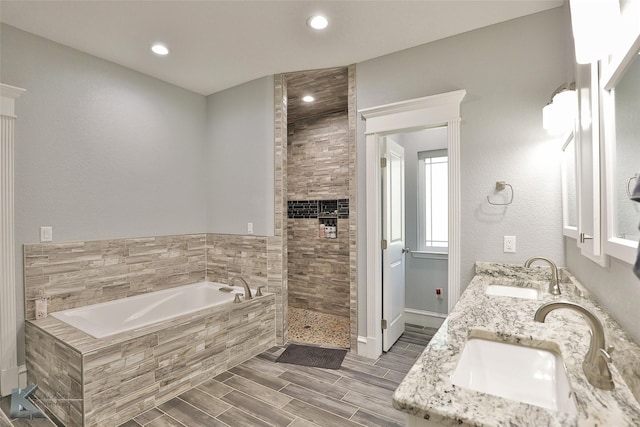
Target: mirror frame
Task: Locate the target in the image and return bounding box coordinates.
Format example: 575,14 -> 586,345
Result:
561,132 -> 579,239
601,20 -> 640,264
574,62 -> 607,266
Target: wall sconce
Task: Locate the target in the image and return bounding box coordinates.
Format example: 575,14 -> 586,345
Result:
569,0 -> 620,64
543,82 -> 577,135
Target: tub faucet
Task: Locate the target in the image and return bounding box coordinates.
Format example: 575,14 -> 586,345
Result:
230,276 -> 252,300
524,257 -> 561,295
534,301 -> 614,390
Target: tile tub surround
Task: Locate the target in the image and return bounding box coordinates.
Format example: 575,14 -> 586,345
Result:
393,262 -> 640,426
26,292 -> 276,427
23,234 -> 207,320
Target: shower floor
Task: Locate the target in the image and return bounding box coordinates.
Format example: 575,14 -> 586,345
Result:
288,307 -> 350,348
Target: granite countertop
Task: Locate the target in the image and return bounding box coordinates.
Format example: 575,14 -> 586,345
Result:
393,262 -> 640,426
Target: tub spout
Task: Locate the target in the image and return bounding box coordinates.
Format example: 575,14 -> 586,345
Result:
230,276 -> 252,300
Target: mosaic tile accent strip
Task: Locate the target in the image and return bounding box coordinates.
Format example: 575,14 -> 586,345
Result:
23,234 -> 207,320
337,198 -> 349,219
286,199 -> 349,219
287,200 -> 319,219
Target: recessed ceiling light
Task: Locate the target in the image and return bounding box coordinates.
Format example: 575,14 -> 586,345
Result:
302,95 -> 315,103
151,43 -> 169,56
307,15 -> 328,30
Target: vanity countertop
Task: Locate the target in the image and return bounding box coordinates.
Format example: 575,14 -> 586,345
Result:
393,262 -> 640,426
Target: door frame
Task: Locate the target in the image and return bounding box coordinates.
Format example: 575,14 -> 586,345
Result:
358,90 -> 466,359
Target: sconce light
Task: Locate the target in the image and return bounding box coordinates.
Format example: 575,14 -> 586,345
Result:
543,82 -> 577,135
569,0 -> 620,64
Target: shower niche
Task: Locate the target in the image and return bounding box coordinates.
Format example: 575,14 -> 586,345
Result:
287,198 -> 349,239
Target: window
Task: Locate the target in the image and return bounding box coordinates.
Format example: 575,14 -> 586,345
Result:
418,149 -> 448,252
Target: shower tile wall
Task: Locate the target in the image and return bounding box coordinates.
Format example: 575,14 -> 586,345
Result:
287,111 -> 350,318
287,111 -> 349,200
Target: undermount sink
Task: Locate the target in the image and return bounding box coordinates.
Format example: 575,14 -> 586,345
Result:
451,337 -> 577,415
485,284 -> 540,299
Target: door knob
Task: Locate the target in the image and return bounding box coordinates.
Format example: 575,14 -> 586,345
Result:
402,248 -> 411,254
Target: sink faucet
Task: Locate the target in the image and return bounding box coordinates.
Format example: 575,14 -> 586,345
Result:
524,257 -> 561,295
229,276 -> 252,300
534,301 -> 614,390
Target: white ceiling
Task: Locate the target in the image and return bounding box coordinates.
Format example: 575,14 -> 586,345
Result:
0,1 -> 563,96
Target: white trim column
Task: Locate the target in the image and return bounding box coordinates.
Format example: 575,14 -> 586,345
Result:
1,83 -> 25,396
447,118 -> 461,313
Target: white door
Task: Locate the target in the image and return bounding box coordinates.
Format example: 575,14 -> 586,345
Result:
382,137 -> 406,351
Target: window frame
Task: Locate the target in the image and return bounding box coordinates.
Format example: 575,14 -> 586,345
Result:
417,149 -> 449,253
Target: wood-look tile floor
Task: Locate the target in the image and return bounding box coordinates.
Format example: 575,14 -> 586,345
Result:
117,324 -> 436,427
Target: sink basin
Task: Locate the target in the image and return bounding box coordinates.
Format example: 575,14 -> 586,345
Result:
485,284 -> 540,299
451,338 -> 576,414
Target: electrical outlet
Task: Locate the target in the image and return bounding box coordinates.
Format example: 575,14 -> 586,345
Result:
504,235 -> 516,253
247,222 -> 254,235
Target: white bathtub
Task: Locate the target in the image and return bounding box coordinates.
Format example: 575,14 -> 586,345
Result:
51,281 -> 252,338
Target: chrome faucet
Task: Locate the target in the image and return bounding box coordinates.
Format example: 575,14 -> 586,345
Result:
229,276 -> 252,300
534,301 -> 614,390
524,257 -> 561,295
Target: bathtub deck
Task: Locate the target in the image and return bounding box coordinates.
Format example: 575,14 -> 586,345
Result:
116,324 -> 436,427
25,293 -> 276,427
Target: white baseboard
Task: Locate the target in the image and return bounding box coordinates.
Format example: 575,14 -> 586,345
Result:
19,364 -> 27,388
0,366 -> 18,396
405,308 -> 446,329
356,335 -> 381,360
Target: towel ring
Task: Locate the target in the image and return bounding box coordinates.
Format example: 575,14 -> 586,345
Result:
487,181 -> 514,206
626,174 -> 638,198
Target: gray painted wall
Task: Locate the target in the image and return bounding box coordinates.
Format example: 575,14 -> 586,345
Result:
355,8 -> 573,333
565,239 -> 640,343
392,128 -> 449,315
1,24 -> 208,363
205,77 -> 275,236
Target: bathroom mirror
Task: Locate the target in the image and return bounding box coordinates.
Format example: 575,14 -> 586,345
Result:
613,54 -> 640,241
602,31 -> 640,264
561,132 -> 578,239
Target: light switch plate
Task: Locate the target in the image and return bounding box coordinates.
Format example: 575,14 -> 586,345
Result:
40,226 -> 53,242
